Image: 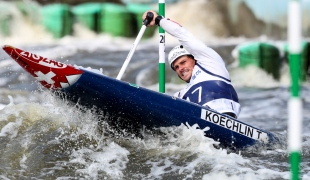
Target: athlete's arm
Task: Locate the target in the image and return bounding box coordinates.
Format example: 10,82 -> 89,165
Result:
142,10 -> 229,78
159,18 -> 230,78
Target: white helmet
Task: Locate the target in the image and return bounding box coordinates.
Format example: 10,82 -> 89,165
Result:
168,45 -> 192,70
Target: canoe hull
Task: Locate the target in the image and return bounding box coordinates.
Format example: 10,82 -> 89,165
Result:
2,45 -> 280,150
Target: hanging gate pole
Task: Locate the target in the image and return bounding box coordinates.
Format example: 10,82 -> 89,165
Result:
288,0 -> 302,179
158,0 -> 166,93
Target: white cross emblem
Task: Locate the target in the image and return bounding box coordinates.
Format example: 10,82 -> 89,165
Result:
34,71 -> 56,84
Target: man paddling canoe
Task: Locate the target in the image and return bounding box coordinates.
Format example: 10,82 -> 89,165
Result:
142,11 -> 241,118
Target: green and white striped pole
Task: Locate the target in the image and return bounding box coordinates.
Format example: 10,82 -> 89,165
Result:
158,0 -> 165,93
288,0 -> 302,179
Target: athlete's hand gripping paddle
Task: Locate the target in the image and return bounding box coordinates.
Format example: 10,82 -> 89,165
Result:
116,12 -> 154,80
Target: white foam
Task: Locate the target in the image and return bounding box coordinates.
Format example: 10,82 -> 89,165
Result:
229,65 -> 289,88
0,121 -> 21,138
19,154 -> 28,169
0,2 -> 55,46
70,142 -> 130,178
0,104 -> 5,110
0,175 -> 10,180
74,65 -> 105,76
128,123 -> 249,179
7,95 -> 14,106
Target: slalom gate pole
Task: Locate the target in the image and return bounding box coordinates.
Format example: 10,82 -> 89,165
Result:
288,0 -> 302,179
158,0 -> 165,93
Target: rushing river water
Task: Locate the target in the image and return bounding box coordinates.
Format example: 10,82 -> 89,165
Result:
0,38 -> 310,179
1,0 -> 310,179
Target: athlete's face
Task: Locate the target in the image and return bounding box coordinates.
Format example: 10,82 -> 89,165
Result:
172,56 -> 195,83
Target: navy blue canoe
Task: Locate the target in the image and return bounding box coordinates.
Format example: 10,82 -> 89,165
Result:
2,45 -> 280,150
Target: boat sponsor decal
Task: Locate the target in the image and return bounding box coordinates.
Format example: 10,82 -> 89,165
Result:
20,51 -> 67,69
2,45 -> 83,89
200,109 -> 268,142
33,71 -> 82,88
34,71 -> 56,84
64,74 -> 82,87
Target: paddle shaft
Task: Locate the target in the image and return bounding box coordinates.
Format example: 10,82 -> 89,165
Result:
116,12 -> 154,80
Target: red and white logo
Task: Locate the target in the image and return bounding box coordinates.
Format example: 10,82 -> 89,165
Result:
3,45 -> 83,89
